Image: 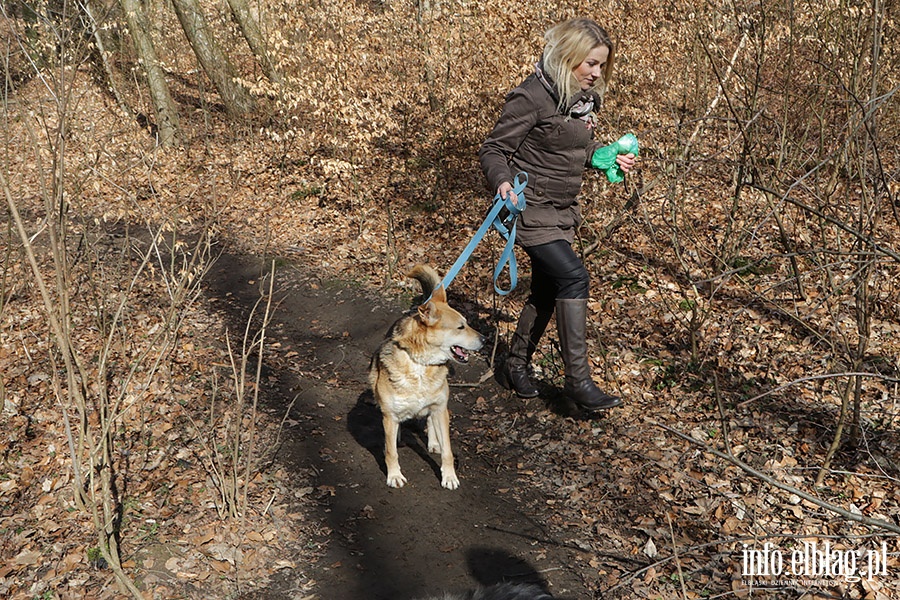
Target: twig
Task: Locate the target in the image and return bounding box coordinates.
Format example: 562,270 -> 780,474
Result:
685,31 -> 749,155
713,373 -> 731,455
817,376 -> 853,487
582,175 -> 659,257
666,512 -> 689,600
749,182 -> 900,264
450,368 -> 495,388
241,261 -> 277,522
737,371 -> 900,408
272,392 -> 301,451
651,421 -> 900,535
262,490 -> 277,517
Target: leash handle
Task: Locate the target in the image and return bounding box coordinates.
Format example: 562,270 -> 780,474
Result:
492,171 -> 528,238
436,171 -> 528,297
491,171 -> 527,295
492,221 -> 518,295
501,171 -> 528,216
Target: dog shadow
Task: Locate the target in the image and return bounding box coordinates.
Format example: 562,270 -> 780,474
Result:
347,392 -> 444,484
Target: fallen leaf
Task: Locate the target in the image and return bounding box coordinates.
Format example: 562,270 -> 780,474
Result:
209,559 -> 232,573
14,550 -> 41,565
245,531 -> 265,542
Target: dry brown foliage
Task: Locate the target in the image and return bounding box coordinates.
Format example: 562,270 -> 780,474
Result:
1,0 -> 899,598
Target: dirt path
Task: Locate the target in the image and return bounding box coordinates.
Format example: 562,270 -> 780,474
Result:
205,251 -> 594,600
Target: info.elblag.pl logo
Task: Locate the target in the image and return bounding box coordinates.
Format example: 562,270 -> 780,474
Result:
741,541 -> 889,583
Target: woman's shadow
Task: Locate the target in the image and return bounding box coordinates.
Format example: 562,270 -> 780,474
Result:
466,547 -> 554,593
410,548 -> 560,599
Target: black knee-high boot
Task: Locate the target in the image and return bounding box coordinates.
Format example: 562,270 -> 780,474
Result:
555,299 -> 622,411
501,303 -> 552,398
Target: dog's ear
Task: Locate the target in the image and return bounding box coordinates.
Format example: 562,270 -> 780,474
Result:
417,300 -> 440,326
430,285 -> 447,304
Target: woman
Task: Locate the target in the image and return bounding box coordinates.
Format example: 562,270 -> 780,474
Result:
479,18 -> 635,412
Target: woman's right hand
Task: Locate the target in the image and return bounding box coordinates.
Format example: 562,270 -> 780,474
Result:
615,153 -> 637,174
498,181 -> 520,208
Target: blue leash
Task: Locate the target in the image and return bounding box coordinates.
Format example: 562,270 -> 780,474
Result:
439,171 -> 528,296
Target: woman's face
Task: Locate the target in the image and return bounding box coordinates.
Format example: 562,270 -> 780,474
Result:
573,45 -> 610,90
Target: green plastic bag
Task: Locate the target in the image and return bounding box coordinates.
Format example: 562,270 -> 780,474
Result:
590,133 -> 639,183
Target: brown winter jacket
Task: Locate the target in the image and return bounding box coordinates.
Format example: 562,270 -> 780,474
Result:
479,73 -> 603,247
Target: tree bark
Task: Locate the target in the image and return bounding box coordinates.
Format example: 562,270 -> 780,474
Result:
225,0 -> 282,87
170,0 -> 255,118
118,0 -> 181,146
84,0 -> 133,120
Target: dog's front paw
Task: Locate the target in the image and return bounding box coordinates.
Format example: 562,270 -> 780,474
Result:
441,472 -> 460,490
386,472 -> 408,488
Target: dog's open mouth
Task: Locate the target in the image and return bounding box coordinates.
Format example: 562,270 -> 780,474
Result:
450,346 -> 470,363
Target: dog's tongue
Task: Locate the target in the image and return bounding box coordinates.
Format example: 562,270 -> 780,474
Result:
451,346 -> 469,362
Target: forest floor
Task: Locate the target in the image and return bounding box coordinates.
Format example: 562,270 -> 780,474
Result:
171,239 -> 900,600
5,177 -> 900,600
205,249 -> 622,600
2,57 -> 899,599
4,155 -> 900,600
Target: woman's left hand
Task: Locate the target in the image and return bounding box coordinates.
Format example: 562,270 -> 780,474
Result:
616,153 -> 637,174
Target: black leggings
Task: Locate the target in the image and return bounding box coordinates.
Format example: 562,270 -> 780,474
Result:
523,240 -> 590,311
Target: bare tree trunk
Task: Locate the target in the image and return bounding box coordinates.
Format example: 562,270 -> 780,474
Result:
170,0 -> 255,118
83,0 -> 133,118
118,0 -> 181,146
225,0 -> 282,87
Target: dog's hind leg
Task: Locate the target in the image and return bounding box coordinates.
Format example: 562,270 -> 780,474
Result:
430,407 -> 459,490
383,414 -> 407,488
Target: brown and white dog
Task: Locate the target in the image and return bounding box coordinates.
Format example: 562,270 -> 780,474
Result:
368,264 -> 484,489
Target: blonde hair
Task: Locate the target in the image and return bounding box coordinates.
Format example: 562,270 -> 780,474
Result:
542,19 -> 615,110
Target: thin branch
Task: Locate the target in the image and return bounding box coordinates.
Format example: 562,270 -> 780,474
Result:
652,421 -> 900,535
737,371 -> 900,408
241,261 -> 276,522
685,31 -> 749,155
666,512 -> 689,600
749,182 -> 900,264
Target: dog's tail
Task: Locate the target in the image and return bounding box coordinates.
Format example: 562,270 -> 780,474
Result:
406,264 -> 445,303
